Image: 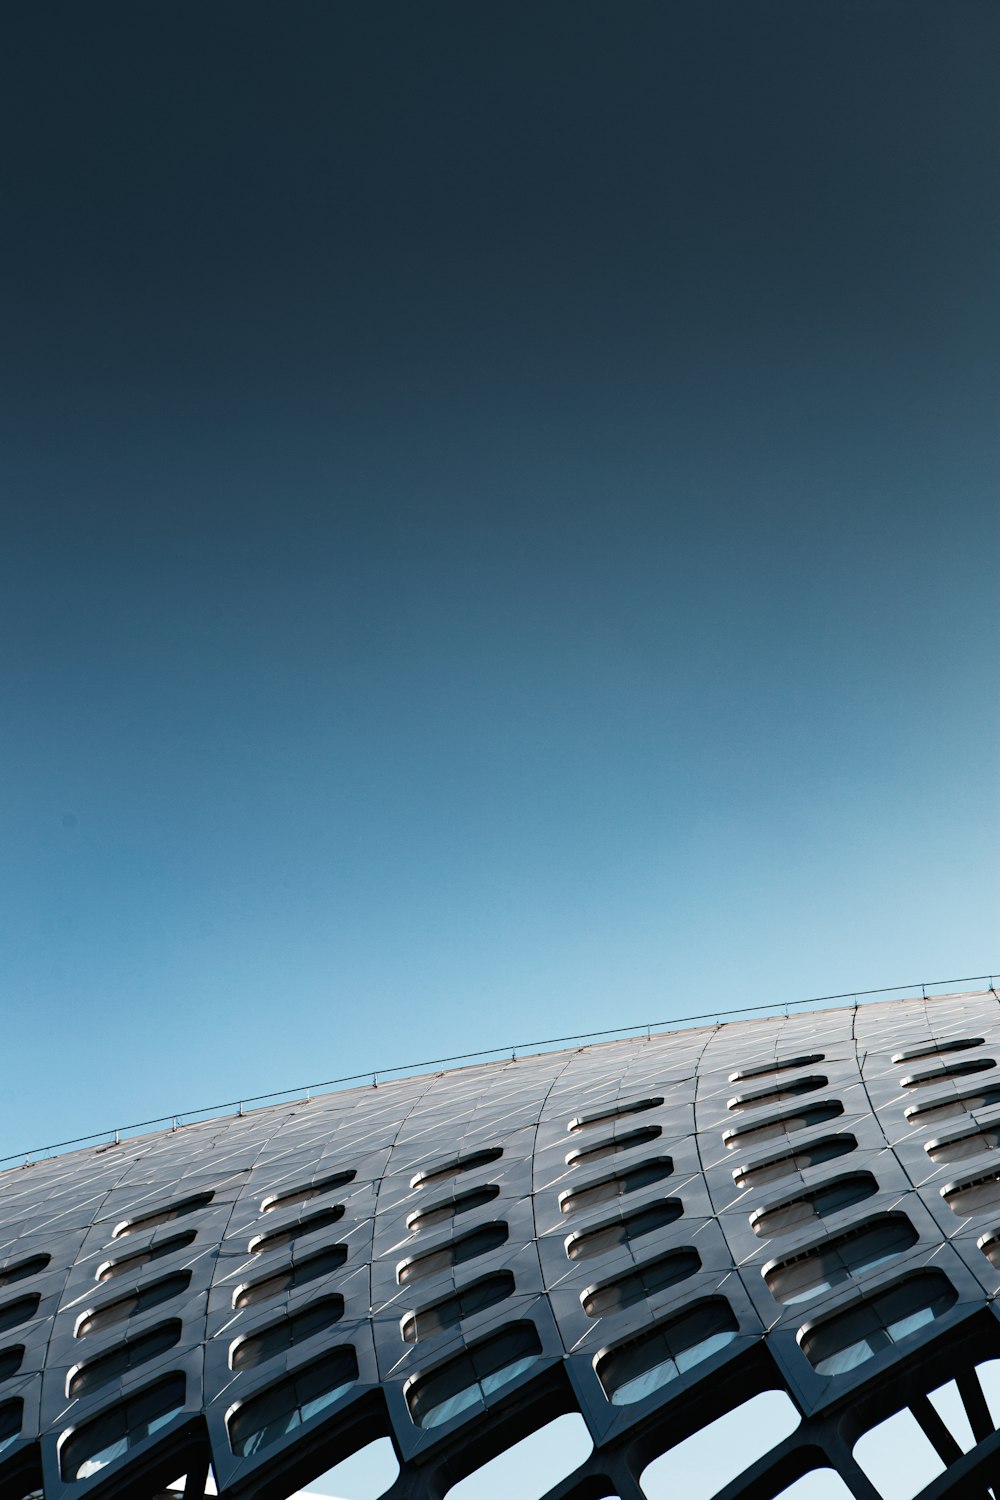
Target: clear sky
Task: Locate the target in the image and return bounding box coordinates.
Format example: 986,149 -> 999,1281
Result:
1,1 -> 997,1159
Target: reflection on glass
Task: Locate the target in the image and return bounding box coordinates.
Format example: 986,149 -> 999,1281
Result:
229,1348 -> 358,1456
406,1323 -> 542,1429
63,1375 -> 185,1481
800,1273 -> 956,1376
597,1299 -> 738,1406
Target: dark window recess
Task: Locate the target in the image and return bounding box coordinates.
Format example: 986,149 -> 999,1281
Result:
892,1037 -> 985,1065
596,1298 -> 738,1406
764,1215 -> 918,1306
751,1174 -> 878,1239
251,1204 -> 345,1256
0,1254 -> 50,1290
978,1232 -> 1000,1269
60,1374 -> 185,1481
799,1272 -> 957,1376
729,1054 -> 825,1084
402,1272 -> 516,1344
727,1076 -> 828,1113
568,1097 -> 664,1133
0,1347 -> 23,1382
69,1320 -> 183,1398
560,1158 -> 673,1215
262,1169 -> 357,1215
407,1184 -> 501,1233
405,1322 -> 542,1430
0,1294 -> 40,1336
942,1167 -> 1000,1217
411,1148 -> 503,1191
566,1125 -> 663,1168
114,1191 -> 214,1239
77,1272 -> 191,1336
926,1127 -> 1000,1166
900,1058 -> 996,1090
398,1224 -> 508,1286
99,1230 -> 197,1282
232,1295 -> 345,1371
582,1247 -> 701,1317
235,1246 -> 347,1310
724,1100 -> 844,1151
566,1198 -> 683,1261
906,1084 -> 1000,1127
733,1135 -> 858,1191
229,1347 -> 359,1456
0,1398 -> 21,1457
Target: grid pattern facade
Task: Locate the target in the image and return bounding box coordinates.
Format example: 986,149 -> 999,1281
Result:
4,989 -> 1000,1498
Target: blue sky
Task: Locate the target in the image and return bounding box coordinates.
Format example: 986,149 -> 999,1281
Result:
1,2 -> 997,1158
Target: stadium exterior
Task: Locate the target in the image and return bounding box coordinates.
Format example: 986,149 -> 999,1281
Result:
4,988 -> 1000,1498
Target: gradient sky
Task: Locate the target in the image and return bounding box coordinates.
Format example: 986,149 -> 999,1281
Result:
1,2 -> 997,1159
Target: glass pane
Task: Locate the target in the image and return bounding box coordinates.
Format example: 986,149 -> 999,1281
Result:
480,1354 -> 537,1396
611,1354 -> 679,1406
814,1336 -> 879,1376
599,1300 -> 738,1405
422,1386 -> 484,1430
77,1435 -> 129,1479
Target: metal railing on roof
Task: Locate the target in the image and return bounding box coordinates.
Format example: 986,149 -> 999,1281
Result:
3,970 -> 997,1171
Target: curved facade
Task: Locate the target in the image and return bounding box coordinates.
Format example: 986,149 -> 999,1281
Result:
4,988 -> 1000,1498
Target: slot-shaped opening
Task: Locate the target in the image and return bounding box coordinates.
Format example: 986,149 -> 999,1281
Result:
763,1214 -> 918,1306
112,1191 -> 214,1239
941,1166 -> 1000,1217
398,1224 -> 508,1286
228,1347 -> 358,1455
900,1057 -> 996,1090
750,1173 -> 878,1239
97,1230 -> 197,1282
231,1294 -> 345,1370
249,1203 -> 345,1256
733,1134 -> 857,1191
905,1084 -> 1000,1128
407,1184 -> 501,1234
596,1297 -> 737,1405
559,1157 -> 673,1215
568,1097 -> 664,1133
0,1294 -> 40,1336
405,1322 -> 542,1429
410,1148 -> 503,1191
60,1374 -> 185,1481
925,1125 -> 1000,1165
729,1054 -> 825,1084
727,1076 -> 828,1113
892,1037 -> 985,1065
76,1272 -> 191,1337
798,1271 -> 957,1375
565,1198 -> 683,1261
68,1320 -> 183,1398
261,1168 -> 357,1214
582,1246 -> 700,1317
566,1124 -> 662,1168
401,1272 -> 515,1344
234,1246 -> 347,1309
0,1254 -> 50,1290
724,1100 -> 844,1150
